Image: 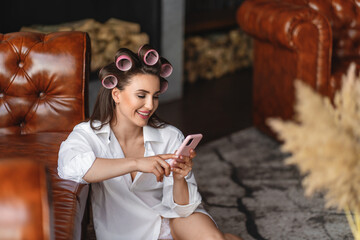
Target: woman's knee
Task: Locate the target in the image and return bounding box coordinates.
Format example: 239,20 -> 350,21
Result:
200,231 -> 226,240
169,214 -> 225,240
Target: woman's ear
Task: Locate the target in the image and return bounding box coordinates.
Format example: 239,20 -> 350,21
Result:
112,88 -> 121,104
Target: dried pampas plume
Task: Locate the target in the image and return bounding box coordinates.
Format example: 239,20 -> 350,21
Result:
267,63 -> 360,214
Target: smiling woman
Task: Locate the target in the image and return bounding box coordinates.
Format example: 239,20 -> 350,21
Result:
57,45 -> 242,240
111,74 -> 161,127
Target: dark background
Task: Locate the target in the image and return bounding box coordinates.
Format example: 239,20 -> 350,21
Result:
0,0 -> 162,50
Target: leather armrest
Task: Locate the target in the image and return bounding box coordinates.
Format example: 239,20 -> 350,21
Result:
0,159 -> 52,240
0,133 -> 89,239
237,0 -> 331,51
237,0 -> 332,92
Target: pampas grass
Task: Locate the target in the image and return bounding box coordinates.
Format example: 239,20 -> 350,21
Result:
267,63 -> 360,239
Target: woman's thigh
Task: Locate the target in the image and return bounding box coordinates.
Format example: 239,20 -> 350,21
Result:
169,212 -> 225,240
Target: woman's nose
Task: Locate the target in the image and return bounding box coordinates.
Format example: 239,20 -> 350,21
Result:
145,97 -> 154,110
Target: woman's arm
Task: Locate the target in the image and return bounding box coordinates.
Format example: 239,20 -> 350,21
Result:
172,178 -> 190,205
83,154 -> 178,183
82,157 -> 136,183
162,149 -> 202,217
171,149 -> 196,205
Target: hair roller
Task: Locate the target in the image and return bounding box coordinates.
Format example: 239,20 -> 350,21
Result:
115,48 -> 136,71
115,55 -> 132,71
159,57 -> 173,78
102,75 -> 118,89
160,79 -> 168,94
138,44 -> 159,66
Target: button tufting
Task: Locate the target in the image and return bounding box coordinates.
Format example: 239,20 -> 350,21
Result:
18,61 -> 24,68
39,92 -> 45,98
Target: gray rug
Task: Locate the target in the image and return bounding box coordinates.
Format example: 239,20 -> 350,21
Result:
194,127 -> 352,240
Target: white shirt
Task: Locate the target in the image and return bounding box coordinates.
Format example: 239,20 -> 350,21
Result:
57,121 -> 207,240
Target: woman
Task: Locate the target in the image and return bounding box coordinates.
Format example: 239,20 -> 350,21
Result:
58,45 -> 242,240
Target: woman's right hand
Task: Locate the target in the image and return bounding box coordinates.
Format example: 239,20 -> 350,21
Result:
135,154 -> 179,182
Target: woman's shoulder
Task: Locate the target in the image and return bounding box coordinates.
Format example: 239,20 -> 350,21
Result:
72,120 -> 91,131
156,124 -> 184,142
72,120 -> 103,134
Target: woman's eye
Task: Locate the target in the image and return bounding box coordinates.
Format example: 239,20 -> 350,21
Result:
137,95 -> 145,99
153,95 -> 160,99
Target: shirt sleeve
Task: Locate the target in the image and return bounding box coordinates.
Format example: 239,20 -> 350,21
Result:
161,129 -> 202,217
57,127 -> 97,184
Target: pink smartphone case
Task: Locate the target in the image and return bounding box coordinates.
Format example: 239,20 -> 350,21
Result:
176,134 -> 203,157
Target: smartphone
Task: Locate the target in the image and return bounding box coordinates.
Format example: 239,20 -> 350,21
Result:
176,134 -> 203,157
170,134 -> 203,167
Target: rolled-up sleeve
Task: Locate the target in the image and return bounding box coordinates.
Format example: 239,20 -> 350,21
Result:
58,128 -> 97,184
162,174 -> 202,217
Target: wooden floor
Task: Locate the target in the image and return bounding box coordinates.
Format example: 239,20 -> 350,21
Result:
157,67 -> 253,145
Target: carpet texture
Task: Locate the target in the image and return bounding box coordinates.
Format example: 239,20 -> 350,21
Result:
194,127 -> 352,240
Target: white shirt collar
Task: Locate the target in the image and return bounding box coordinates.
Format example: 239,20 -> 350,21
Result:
92,121 -> 163,143
143,125 -> 163,143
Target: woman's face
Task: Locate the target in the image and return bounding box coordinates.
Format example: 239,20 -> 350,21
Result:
112,73 -> 161,127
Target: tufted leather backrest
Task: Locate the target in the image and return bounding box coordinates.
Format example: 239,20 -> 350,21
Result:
284,0 -> 360,59
0,31 -> 90,135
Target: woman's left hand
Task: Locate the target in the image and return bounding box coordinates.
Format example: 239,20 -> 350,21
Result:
171,149 -> 196,181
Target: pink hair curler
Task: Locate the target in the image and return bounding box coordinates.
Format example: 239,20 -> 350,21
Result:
138,44 -> 159,66
160,58 -> 173,78
115,55 -> 132,71
102,75 -> 118,89
160,80 -> 168,94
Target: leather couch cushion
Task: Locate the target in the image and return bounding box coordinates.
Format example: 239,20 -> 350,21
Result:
0,32 -> 88,135
0,159 -> 52,240
0,133 -> 89,239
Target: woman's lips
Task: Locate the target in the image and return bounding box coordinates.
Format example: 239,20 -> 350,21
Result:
137,110 -> 150,119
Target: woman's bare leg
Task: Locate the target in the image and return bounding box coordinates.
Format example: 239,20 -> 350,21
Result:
224,233 -> 243,240
169,212 -> 242,240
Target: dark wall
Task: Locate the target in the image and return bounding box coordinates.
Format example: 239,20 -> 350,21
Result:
0,0 -> 161,50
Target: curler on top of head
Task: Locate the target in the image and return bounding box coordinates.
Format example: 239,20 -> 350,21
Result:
102,74 -> 118,89
138,44 -> 159,66
115,48 -> 135,71
159,57 -> 173,78
115,55 -> 132,71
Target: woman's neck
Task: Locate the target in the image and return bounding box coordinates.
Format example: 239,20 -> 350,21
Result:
110,118 -> 143,145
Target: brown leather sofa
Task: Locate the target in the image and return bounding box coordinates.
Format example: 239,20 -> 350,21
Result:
0,159 -> 53,240
0,31 -> 91,239
237,0 -> 360,136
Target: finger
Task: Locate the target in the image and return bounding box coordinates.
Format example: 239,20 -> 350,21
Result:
155,164 -> 165,178
158,154 -> 180,160
186,159 -> 193,167
180,155 -> 191,164
189,149 -> 197,158
174,162 -> 186,169
172,161 -> 191,171
179,162 -> 193,171
158,160 -> 171,176
151,164 -> 162,181
171,167 -> 186,177
153,168 -> 161,182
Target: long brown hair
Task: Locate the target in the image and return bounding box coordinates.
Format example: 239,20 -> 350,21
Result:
89,47 -> 169,130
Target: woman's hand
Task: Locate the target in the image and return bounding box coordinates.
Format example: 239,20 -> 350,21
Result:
135,154 -> 178,182
171,149 -> 196,181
